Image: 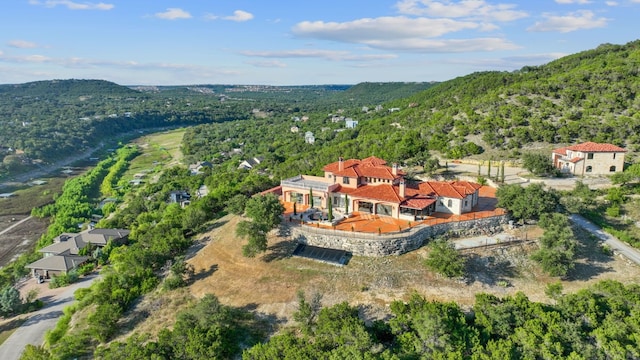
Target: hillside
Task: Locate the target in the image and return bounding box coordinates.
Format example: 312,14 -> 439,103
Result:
0,80 -> 432,180
383,40 -> 640,156
179,39 -> 640,181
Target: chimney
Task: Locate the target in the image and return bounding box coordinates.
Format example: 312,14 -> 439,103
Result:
399,180 -> 406,198
338,157 -> 344,171
392,163 -> 398,176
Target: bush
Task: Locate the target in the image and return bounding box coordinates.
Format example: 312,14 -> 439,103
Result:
77,263 -> 95,276
49,270 -> 80,289
605,206 -> 620,217
424,239 -> 466,278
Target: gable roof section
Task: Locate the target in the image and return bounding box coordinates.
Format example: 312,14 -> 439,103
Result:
80,228 -> 130,246
349,184 -> 403,203
324,156 -> 404,179
554,142 -> 626,155
39,234 -> 85,255
26,254 -> 90,272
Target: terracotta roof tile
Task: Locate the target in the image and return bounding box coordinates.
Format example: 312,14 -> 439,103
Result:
555,142 -> 626,154
402,197 -> 436,210
348,184 -> 402,203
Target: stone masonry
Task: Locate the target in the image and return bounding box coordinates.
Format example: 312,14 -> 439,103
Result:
290,215 -> 508,257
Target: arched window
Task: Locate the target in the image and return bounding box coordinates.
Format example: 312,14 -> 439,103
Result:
586,166 -> 593,173
610,166 -> 616,172
447,199 -> 452,207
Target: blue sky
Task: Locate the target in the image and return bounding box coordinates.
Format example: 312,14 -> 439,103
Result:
1,0 -> 639,85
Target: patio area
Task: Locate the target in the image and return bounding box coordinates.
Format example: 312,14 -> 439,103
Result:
282,186 -> 505,234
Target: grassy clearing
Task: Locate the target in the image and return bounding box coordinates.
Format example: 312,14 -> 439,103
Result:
123,128 -> 186,181
0,177 -> 67,216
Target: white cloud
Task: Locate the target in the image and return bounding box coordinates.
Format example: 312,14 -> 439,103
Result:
368,37 -> 519,52
28,0 -> 114,10
205,10 -> 254,22
527,10 -> 609,32
225,10 -> 254,22
555,0 -> 592,4
8,40 -> 38,49
246,60 -> 287,68
292,16 -> 518,52
395,0 -> 528,22
605,1 -> 618,5
293,17 -> 480,42
154,8 -> 192,20
240,49 -> 398,62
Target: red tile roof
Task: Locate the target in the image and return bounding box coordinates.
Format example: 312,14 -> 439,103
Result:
348,184 -> 402,203
324,156 -> 404,180
554,142 -> 626,155
325,157 -> 480,206
403,197 -> 436,210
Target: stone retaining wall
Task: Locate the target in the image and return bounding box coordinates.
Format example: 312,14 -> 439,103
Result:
291,215 -> 509,257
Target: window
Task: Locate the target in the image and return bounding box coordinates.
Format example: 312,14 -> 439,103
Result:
447,199 -> 452,207
587,153 -> 594,160
610,166 -> 616,172
343,177 -> 350,184
586,166 -> 593,172
613,153 -> 616,159
464,200 -> 468,207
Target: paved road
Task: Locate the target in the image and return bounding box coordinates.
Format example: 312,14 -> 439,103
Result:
0,274 -> 99,360
445,161 -> 612,190
570,214 -> 640,265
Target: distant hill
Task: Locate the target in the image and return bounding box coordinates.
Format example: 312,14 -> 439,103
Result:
337,81 -> 438,104
0,79 -> 432,179
0,79 -> 141,99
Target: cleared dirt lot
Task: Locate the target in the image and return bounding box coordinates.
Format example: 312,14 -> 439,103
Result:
0,216 -> 49,268
184,215 -> 640,327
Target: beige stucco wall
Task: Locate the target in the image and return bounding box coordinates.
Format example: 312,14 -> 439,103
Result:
581,152 -> 625,175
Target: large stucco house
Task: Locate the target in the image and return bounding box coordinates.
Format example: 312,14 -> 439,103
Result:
280,156 -> 481,220
551,142 -> 626,176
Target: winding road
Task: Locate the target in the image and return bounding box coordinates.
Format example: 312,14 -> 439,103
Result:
0,274 -> 99,360
570,214 -> 640,265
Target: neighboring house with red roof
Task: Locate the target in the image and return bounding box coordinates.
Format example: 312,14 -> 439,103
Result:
280,156 -> 481,220
551,142 -> 626,176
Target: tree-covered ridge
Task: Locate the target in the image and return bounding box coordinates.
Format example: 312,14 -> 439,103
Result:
181,39 -> 640,182
0,79 -> 433,176
384,39 -> 640,152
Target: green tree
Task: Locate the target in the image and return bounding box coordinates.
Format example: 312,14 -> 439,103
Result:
293,290 -> 323,334
245,193 -> 285,230
226,194 -> 248,215
327,197 -> 333,222
344,194 -> 349,214
497,183 -> 558,223
522,152 -> 555,176
531,213 -> 577,277
424,239 -> 466,278
0,286 -> 22,316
